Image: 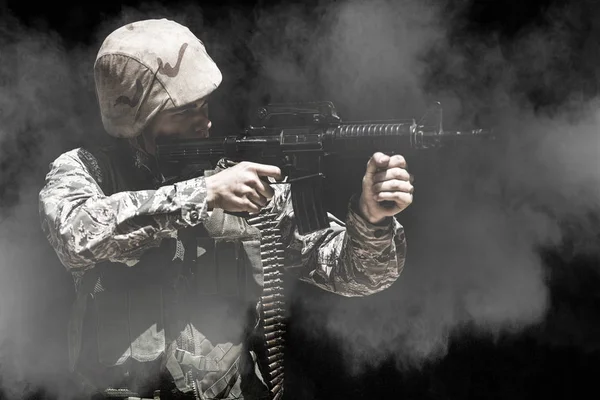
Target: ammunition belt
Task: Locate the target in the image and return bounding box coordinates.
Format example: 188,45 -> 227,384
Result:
248,212 -> 285,400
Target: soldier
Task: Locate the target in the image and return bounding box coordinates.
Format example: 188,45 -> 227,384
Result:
39,19 -> 413,400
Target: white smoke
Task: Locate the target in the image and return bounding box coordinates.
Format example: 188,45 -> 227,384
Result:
1,0 -> 600,398
246,0 -> 600,375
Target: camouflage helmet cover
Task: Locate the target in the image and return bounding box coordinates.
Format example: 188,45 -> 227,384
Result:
94,18 -> 222,138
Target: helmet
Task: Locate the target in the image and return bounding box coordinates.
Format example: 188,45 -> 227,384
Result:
94,18 -> 222,138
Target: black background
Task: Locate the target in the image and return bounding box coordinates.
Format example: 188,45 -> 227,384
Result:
2,0 -> 600,399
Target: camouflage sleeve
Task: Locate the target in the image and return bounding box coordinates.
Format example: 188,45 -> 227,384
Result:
270,185 -> 406,297
39,148 -> 209,271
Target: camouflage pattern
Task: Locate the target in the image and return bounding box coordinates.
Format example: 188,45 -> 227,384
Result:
39,148 -> 209,288
39,147 -> 405,296
94,19 -> 222,138
39,144 -> 406,399
267,186 -> 405,297
38,17 -> 407,400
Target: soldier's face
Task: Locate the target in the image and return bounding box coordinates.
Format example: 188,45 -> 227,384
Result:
142,97 -> 210,154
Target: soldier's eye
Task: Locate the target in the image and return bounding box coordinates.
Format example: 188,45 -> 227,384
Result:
172,112 -> 191,122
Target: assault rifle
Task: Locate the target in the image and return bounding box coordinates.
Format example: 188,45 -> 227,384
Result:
156,101 -> 493,234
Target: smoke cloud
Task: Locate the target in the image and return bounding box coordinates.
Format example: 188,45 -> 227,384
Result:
0,10 -> 103,400
278,0 -> 600,375
1,0 -> 600,398
0,3 -> 260,398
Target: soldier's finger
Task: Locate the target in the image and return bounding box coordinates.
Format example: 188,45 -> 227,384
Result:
243,198 -> 262,214
372,167 -> 411,183
250,177 -> 275,200
246,191 -> 269,208
250,163 -> 283,180
373,152 -> 391,168
387,154 -> 407,169
365,152 -> 390,176
374,191 -> 413,205
372,180 -> 414,194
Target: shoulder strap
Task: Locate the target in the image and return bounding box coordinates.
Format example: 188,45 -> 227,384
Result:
77,146 -> 118,196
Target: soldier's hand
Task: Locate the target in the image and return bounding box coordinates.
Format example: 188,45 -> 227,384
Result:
205,161 -> 282,214
358,152 -> 413,224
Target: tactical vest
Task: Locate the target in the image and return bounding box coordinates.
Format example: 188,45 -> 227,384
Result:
69,146 -> 282,400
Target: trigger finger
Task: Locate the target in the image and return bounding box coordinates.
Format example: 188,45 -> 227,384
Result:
253,178 -> 275,200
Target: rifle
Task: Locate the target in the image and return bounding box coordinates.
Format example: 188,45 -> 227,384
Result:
155,101 -> 493,234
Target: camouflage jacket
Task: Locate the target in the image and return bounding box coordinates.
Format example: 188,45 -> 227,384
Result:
38,143 -> 407,398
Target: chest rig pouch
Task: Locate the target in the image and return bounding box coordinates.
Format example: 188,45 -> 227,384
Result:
185,208 -> 262,301
71,147 -> 267,399
172,209 -> 266,399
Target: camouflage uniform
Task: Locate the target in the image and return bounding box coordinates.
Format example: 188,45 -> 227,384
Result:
38,19 -> 407,400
